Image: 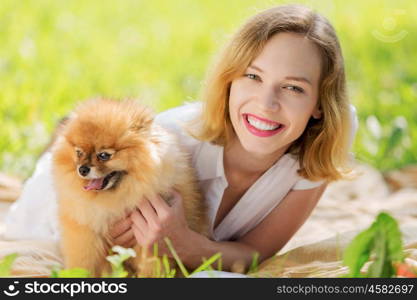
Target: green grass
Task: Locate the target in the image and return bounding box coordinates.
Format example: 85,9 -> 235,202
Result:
2,213 -> 414,278
0,242 -> 245,278
1,0 -> 416,178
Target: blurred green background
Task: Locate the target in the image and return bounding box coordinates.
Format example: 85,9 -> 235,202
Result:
0,0 -> 416,179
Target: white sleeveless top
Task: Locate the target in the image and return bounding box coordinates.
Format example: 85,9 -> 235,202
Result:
3,102 -> 358,242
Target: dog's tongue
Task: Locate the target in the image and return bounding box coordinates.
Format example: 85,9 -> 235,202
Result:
84,178 -> 104,191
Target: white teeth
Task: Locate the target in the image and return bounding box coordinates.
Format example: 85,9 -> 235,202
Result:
247,116 -> 280,131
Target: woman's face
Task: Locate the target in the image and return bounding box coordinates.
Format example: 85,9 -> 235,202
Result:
228,32 -> 322,157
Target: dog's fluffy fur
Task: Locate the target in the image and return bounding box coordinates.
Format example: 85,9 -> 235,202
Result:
51,99 -> 208,276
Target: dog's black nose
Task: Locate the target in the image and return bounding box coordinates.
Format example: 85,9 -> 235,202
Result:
78,165 -> 90,177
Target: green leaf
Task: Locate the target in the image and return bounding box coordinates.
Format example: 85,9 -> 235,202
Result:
0,253 -> 18,277
53,268 -> 90,278
189,253 -> 222,276
162,254 -> 176,278
381,213 -> 404,262
366,213 -> 404,277
343,224 -> 377,277
248,252 -> 259,274
164,237 -> 189,278
343,212 -> 405,278
106,246 -> 136,278
367,230 -> 389,277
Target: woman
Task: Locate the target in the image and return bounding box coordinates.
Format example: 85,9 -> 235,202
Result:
109,4 -> 358,274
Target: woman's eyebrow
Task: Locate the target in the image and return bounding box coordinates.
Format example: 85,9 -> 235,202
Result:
248,64 -> 264,73
284,76 -> 312,86
249,64 -> 312,86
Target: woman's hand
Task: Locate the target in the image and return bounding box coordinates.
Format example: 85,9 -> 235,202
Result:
109,213 -> 137,249
130,189 -> 194,258
130,190 -> 262,271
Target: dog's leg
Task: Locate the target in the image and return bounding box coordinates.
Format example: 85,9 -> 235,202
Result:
60,213 -> 108,277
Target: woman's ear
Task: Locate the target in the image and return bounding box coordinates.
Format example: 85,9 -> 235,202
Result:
312,105 -> 322,119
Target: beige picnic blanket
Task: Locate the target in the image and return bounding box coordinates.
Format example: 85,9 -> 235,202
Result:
1,162 -> 416,277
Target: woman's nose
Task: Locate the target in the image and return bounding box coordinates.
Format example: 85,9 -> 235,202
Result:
258,86 -> 280,111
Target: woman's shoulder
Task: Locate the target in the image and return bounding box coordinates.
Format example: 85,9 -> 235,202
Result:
154,101 -> 203,153
154,101 -> 202,129
281,154 -> 325,190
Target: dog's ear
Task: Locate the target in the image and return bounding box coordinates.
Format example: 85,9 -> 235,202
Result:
129,104 -> 155,132
40,114 -> 74,154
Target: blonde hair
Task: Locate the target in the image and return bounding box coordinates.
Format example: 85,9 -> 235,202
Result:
189,4 -> 353,182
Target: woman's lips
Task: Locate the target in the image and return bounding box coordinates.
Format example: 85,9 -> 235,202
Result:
245,113 -> 280,125
242,113 -> 286,137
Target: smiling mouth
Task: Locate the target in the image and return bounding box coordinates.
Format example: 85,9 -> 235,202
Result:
242,113 -> 285,137
83,171 -> 124,191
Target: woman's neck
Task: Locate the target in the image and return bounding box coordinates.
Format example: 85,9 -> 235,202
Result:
223,137 -> 288,180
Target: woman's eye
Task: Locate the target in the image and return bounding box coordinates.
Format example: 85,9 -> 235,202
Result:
244,73 -> 260,81
285,85 -> 304,93
97,152 -> 112,161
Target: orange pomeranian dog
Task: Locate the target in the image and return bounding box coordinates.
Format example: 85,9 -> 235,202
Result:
51,99 -> 208,277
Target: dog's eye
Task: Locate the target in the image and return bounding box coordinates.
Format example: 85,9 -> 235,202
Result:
97,152 -> 111,161
75,149 -> 83,158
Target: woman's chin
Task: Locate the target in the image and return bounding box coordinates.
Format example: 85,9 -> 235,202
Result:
239,138 -> 290,159
241,144 -> 277,157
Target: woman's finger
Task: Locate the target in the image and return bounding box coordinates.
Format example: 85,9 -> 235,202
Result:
113,228 -> 135,247
126,237 -> 137,249
131,209 -> 148,229
147,193 -> 170,216
132,223 -> 145,244
136,198 -> 158,226
169,189 -> 183,208
109,217 -> 133,239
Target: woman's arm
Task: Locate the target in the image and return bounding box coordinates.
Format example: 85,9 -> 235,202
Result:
112,184 -> 327,272
238,183 -> 327,262
181,183 -> 327,270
